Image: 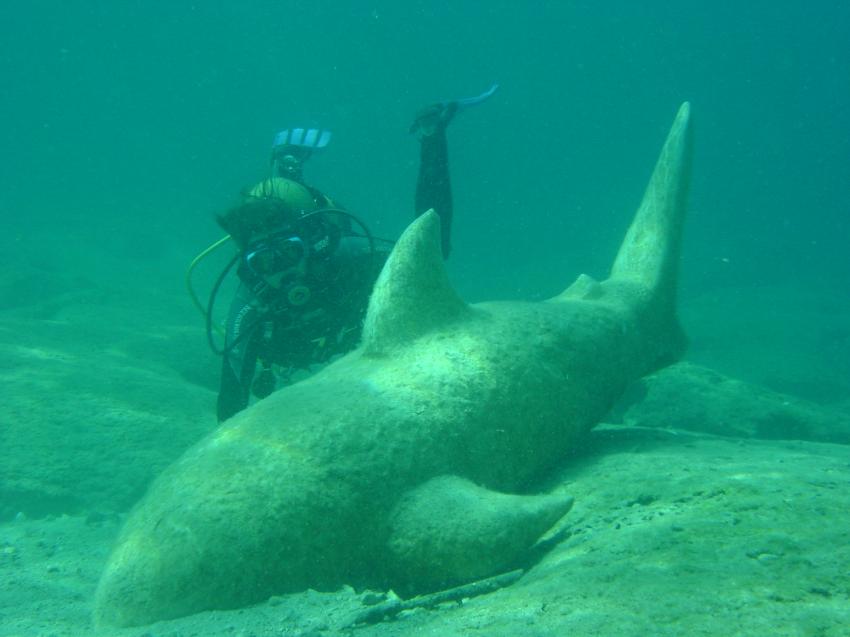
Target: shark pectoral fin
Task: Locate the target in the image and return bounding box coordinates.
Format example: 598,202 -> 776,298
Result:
362,210 -> 469,356
386,475 -> 574,594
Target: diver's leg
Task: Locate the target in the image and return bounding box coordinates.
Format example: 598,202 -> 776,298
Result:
414,103 -> 458,259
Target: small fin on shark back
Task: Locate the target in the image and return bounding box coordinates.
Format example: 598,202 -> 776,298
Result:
362,210 -> 469,356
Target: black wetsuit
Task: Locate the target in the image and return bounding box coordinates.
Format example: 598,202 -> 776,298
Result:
216,233 -> 388,421
415,119 -> 453,258
217,114 -> 455,422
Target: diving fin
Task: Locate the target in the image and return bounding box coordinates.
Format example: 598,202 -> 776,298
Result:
410,83 -> 500,135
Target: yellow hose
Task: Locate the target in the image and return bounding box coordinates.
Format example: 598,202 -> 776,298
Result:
185,235 -> 232,321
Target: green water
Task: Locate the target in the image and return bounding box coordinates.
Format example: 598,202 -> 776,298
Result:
3,2 -> 847,300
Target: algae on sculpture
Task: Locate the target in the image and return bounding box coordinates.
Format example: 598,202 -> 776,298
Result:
94,102 -> 694,628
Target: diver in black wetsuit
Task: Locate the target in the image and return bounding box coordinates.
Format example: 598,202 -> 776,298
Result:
214,85 -> 498,422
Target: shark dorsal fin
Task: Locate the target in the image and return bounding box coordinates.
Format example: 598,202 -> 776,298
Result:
362,210 -> 468,356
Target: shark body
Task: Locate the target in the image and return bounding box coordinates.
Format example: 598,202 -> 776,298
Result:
95,103 -> 693,627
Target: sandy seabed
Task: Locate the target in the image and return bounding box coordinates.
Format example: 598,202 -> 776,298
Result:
1,275 -> 849,637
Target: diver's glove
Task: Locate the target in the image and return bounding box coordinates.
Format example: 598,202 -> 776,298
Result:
409,83 -> 499,137
252,364 -> 276,399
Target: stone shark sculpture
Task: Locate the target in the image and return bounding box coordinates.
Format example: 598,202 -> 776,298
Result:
94,102 -> 693,628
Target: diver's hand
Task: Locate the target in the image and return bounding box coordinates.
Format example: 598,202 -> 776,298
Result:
409,102 -> 459,137
251,366 -> 276,399
409,83 -> 499,137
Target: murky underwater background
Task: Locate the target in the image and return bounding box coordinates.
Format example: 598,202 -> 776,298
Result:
3,1 -> 848,299
1,3 -> 850,635
0,0 -> 848,485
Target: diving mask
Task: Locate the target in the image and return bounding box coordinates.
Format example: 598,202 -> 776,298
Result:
242,232 -> 307,283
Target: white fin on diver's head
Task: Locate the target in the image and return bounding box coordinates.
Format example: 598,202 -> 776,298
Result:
272,128 -> 331,150
362,210 -> 468,356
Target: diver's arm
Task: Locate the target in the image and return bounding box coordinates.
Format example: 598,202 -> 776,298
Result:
217,332 -> 261,422
414,115 -> 454,259
411,84 -> 499,260
216,292 -> 261,422
217,355 -> 251,422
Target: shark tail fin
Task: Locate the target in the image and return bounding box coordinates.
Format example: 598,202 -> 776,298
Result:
607,102 -> 693,315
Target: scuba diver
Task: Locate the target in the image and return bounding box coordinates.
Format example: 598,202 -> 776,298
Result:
193,84 -> 498,422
